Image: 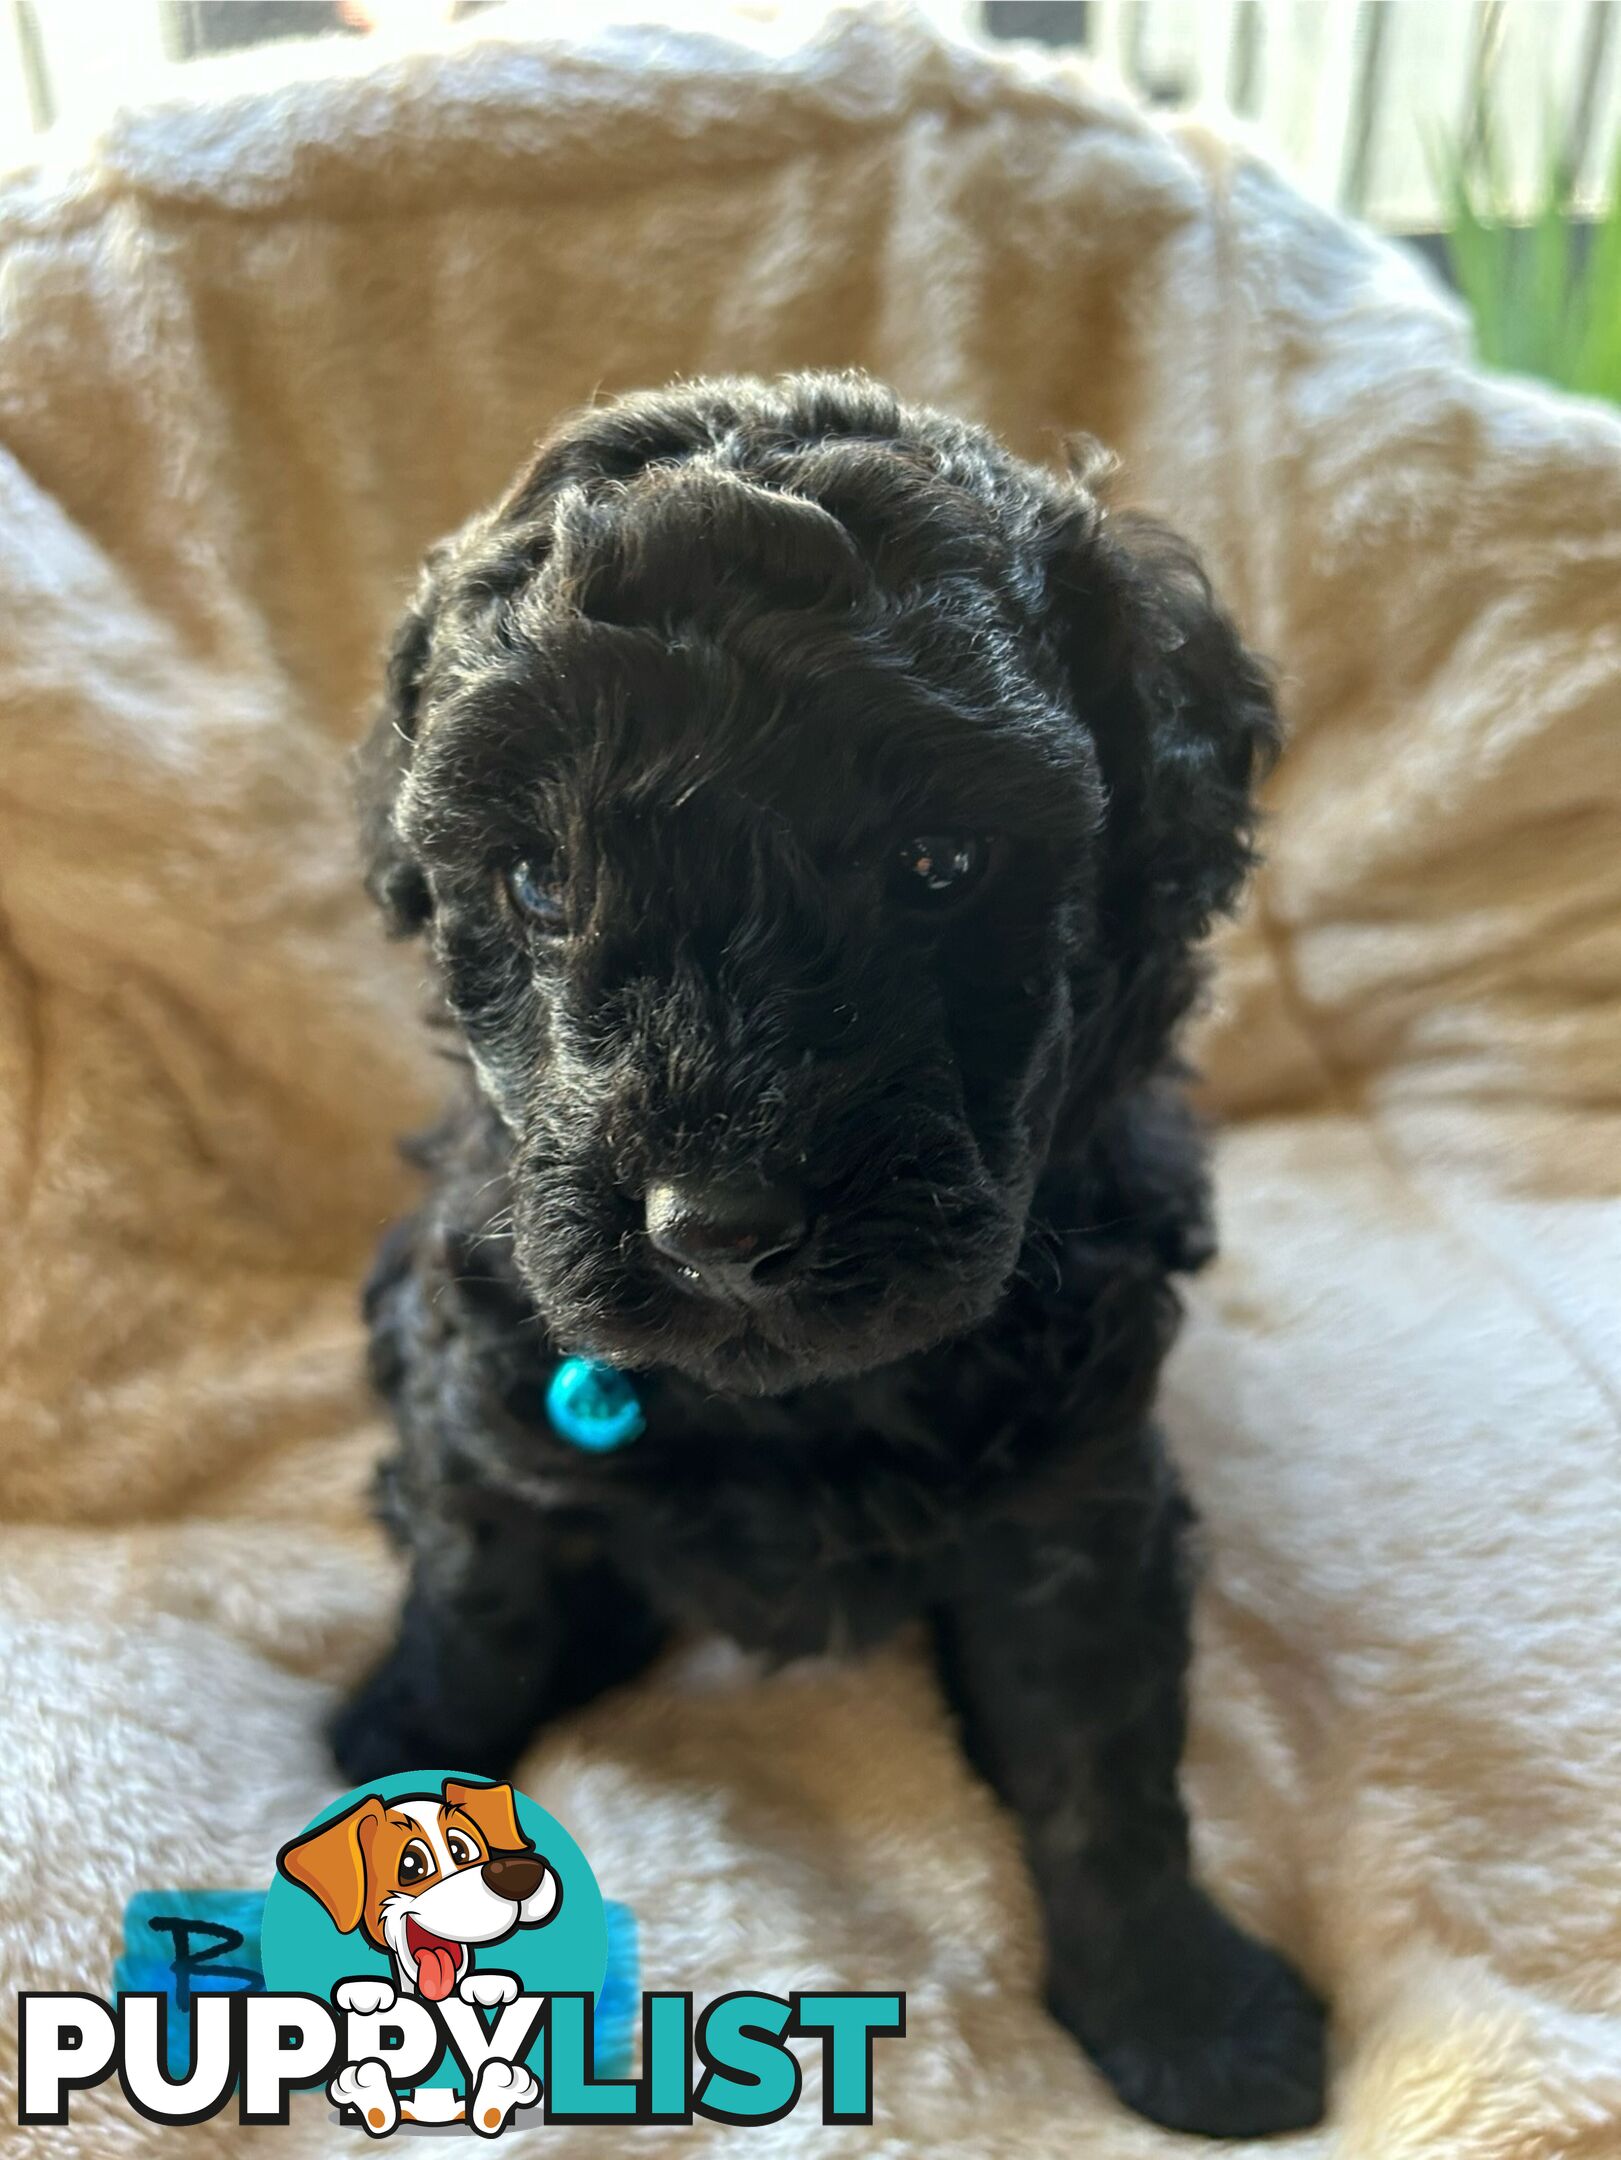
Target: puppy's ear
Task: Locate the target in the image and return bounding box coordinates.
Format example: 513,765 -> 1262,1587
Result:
355,551 -> 445,937
277,1795 -> 385,1935
442,1778 -> 532,1857
1047,489 -> 1280,958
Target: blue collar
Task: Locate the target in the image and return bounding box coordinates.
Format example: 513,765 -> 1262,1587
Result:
546,1356 -> 646,1452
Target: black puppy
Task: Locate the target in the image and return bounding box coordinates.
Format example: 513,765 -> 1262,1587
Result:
337,371 -> 1326,2137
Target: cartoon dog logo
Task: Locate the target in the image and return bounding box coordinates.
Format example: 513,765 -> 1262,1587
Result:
277,1778 -> 562,2131
278,1776 -> 562,2001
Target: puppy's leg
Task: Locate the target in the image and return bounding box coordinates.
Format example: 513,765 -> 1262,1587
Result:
331,1513 -> 665,1784
932,1440 -> 1326,2139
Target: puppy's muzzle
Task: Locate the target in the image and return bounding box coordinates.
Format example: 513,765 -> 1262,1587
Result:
481,1853 -> 547,1904
645,1176 -> 808,1300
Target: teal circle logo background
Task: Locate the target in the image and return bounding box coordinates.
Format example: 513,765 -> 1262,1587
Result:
261,1772 -> 608,2091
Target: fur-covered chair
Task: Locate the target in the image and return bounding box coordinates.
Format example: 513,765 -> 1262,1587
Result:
1,12 -> 1617,2154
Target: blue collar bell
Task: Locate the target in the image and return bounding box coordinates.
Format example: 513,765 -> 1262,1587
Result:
546,1356 -> 646,1452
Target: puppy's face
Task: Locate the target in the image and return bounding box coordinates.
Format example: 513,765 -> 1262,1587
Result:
362,377 -> 1275,1394
395,594 -> 1094,1395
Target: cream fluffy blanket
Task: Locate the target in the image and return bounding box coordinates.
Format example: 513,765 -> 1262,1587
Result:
2,9 -> 1619,2155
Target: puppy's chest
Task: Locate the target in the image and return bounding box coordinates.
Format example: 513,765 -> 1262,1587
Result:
450,1268 -> 1138,1660
510,1369 -> 1047,1660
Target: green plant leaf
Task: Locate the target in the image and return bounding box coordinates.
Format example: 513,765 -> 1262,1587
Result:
1431,89 -> 1619,401
1569,134 -> 1621,400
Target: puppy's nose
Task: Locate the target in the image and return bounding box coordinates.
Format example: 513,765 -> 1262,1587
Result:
645,1177 -> 807,1292
482,1853 -> 546,1904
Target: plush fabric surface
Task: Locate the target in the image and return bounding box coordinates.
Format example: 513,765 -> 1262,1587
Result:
2,8 -> 1618,2153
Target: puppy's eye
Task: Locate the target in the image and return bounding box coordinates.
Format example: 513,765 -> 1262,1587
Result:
445,1830 -> 481,1868
891,834 -> 989,907
503,858 -> 567,934
398,1840 -> 436,1886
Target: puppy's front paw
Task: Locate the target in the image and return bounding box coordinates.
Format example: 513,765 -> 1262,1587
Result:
329,2059 -> 398,2136
330,1647 -> 477,1785
329,1651 -> 434,1785
459,1970 -> 520,2008
335,1978 -> 397,2017
1051,1881 -> 1327,2139
469,2060 -> 540,2137
329,1645 -> 523,1785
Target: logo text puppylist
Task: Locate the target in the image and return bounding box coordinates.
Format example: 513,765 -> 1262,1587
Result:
17,1772 -> 905,2137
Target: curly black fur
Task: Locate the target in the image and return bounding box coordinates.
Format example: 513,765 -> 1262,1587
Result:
336,372 -> 1325,2136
